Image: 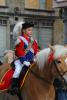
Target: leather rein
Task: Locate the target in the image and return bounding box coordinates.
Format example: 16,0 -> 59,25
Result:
30,60 -> 67,84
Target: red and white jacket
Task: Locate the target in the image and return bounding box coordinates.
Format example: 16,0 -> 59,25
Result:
15,34 -> 39,57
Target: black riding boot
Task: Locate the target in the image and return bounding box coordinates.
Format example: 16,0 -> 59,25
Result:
8,78 -> 19,95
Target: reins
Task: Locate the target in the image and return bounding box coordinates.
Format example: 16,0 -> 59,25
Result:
28,62 -> 52,84
30,69 -> 51,84
30,59 -> 67,84
21,58 -> 67,87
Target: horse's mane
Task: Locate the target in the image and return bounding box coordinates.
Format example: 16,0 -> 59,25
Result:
36,45 -> 67,69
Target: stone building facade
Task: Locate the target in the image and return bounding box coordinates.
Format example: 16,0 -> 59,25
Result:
0,0 -> 63,61
53,0 -> 67,44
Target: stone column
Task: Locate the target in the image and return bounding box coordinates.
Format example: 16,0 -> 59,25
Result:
63,8 -> 67,44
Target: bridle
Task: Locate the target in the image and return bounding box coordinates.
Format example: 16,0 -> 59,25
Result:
53,60 -> 67,77
30,69 -> 51,84
30,59 -> 67,84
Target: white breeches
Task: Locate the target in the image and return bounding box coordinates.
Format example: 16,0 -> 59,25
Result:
13,60 -> 24,78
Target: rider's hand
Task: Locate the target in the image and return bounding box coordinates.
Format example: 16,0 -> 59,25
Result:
23,61 -> 30,67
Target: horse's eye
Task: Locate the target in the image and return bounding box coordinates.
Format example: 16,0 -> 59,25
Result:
55,60 -> 61,63
57,60 -> 61,63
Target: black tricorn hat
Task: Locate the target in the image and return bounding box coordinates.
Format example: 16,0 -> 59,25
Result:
22,22 -> 34,30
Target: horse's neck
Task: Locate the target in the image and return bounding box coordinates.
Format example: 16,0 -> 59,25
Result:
22,63 -> 55,100
30,63 -> 54,87
39,63 -> 54,84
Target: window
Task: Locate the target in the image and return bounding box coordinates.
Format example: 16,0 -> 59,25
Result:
40,20 -> 53,27
3,20 -> 7,25
25,0 -> 39,9
0,20 -> 2,25
25,0 -> 46,9
0,0 -> 6,6
39,0 -> 45,9
0,19 -> 7,25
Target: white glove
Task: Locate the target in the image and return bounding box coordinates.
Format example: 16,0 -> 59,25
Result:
23,61 -> 30,67
33,58 -> 37,62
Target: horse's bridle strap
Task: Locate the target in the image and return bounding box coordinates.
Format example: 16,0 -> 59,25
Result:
30,69 -> 52,84
54,60 -> 67,77
62,71 -> 67,76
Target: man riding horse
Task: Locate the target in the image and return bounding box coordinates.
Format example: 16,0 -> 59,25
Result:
9,22 -> 39,94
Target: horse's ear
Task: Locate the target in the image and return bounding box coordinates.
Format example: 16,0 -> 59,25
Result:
48,44 -> 55,52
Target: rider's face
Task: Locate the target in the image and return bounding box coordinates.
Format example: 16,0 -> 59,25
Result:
23,27 -> 33,37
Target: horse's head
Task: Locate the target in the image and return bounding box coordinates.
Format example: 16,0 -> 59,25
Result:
48,44 -> 67,83
36,44 -> 67,84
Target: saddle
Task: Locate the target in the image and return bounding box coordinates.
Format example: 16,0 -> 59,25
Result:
0,62 -> 34,91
